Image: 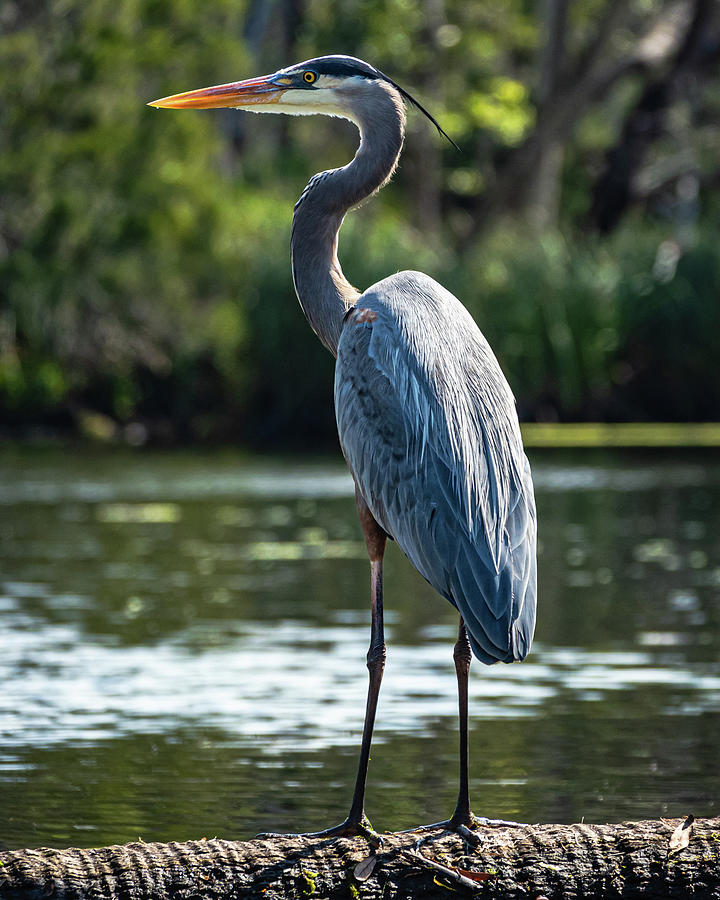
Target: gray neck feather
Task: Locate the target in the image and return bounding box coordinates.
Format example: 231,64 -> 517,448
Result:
291,81 -> 406,356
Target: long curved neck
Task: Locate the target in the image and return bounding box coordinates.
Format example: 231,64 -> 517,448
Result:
291,82 -> 406,356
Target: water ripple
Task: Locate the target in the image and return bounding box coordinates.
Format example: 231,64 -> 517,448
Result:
1,615 -> 718,753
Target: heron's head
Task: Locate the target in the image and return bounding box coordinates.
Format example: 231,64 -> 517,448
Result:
149,55 -> 456,146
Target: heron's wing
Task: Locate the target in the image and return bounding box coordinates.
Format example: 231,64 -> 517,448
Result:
335,272 -> 537,664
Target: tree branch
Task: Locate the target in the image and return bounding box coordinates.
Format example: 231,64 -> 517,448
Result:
588,0 -> 720,232
473,0 -> 699,232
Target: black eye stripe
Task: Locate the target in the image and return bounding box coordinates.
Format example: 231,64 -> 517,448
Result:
280,55 -> 457,148
298,56 -> 381,80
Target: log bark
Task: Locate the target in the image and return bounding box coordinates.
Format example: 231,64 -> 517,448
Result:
1,817 -> 719,899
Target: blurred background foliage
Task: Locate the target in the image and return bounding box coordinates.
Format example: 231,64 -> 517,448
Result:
1,0 -> 719,445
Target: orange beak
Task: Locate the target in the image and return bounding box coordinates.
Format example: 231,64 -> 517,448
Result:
148,74 -> 287,110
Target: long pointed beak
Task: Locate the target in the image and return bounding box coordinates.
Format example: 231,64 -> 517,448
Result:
148,74 -> 287,110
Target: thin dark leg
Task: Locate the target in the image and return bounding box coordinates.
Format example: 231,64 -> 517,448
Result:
395,618 -> 479,841
450,617 -> 473,828
396,617 -> 527,839
346,554 -> 385,824
257,491 -> 386,844
346,491 -> 387,827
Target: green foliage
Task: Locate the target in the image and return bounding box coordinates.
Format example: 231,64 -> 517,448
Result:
466,77 -> 534,145
0,0 -> 255,431
2,0 -> 718,442
457,229 -> 621,419
612,233 -> 720,420
394,222 -> 720,423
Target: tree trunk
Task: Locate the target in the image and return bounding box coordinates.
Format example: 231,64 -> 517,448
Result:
524,0 -> 568,231
473,1 -> 695,236
588,0 -> 720,233
404,0 -> 446,234
1,816 -> 718,899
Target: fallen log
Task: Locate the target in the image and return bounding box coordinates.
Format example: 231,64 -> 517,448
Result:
1,816 -> 718,899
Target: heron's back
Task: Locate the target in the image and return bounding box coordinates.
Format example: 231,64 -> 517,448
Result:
335,271 -> 537,664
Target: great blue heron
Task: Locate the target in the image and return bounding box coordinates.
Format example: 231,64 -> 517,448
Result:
150,55 -> 537,841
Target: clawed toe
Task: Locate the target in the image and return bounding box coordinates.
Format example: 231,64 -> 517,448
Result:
256,816 -> 383,849
395,812 -> 526,846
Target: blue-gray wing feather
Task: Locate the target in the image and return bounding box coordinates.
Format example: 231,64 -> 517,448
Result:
335,271 -> 537,664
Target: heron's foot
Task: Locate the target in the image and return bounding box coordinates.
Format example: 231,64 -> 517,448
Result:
397,813 -> 527,846
454,812 -> 528,844
395,819 -> 453,835
256,814 -> 383,849
395,818 -> 480,847
451,812 -> 527,830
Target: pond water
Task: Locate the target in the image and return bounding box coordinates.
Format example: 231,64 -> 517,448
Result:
0,445 -> 718,850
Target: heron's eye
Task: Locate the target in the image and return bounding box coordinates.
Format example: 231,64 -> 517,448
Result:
303,71 -> 317,84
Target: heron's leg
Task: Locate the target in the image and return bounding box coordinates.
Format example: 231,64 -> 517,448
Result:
395,618 -> 526,840
450,617 -> 473,829
257,494 -> 387,845
345,493 -> 387,827
395,621 -> 480,842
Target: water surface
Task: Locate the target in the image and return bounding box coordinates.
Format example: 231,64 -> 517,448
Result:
0,445 -> 718,849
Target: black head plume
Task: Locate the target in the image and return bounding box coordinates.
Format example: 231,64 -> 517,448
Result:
292,55 -> 460,151
380,73 -> 460,152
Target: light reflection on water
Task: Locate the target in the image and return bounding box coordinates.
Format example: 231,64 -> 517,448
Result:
2,615 -> 720,751
0,454 -> 716,505
0,446 -> 718,847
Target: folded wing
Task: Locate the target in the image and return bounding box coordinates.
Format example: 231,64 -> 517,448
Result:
335,271 -> 537,664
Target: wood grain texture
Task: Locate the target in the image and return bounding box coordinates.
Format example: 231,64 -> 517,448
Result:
1,817 -> 719,899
